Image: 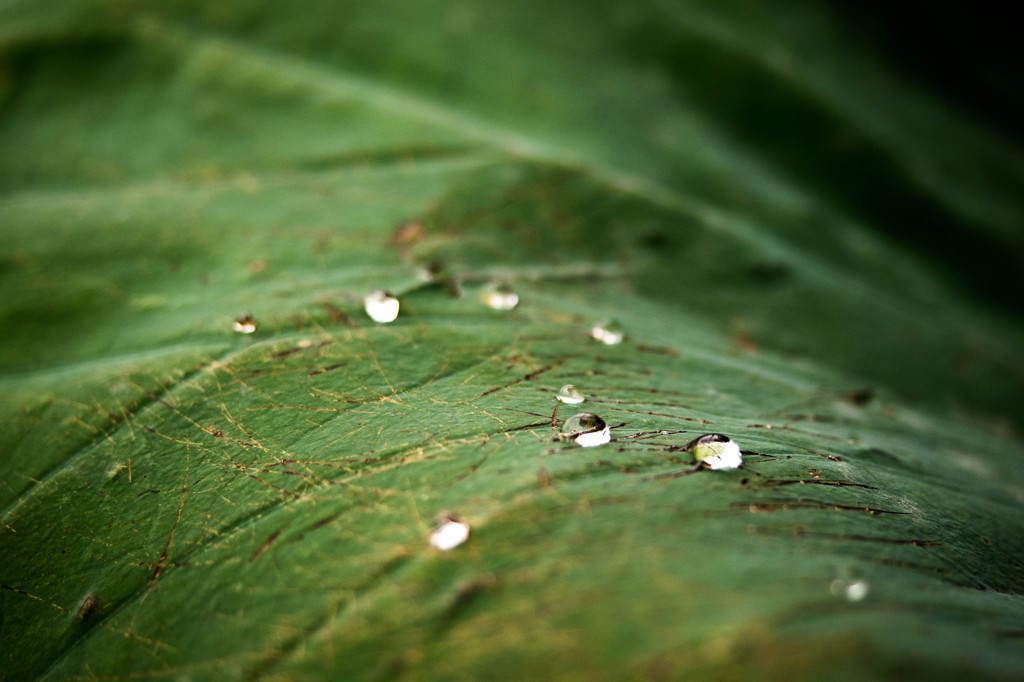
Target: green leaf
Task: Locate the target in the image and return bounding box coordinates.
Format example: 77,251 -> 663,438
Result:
2,2 -> 1023,680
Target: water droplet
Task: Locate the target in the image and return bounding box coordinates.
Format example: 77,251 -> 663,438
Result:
687,433 -> 742,470
830,577 -> 869,602
560,412 -> 611,448
480,281 -> 519,311
591,320 -> 624,345
556,384 -> 585,404
233,314 -> 258,334
364,290 -> 400,323
429,514 -> 470,551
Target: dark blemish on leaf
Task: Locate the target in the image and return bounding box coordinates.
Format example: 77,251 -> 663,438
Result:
783,414 -> 837,423
640,231 -> 672,250
746,261 -> 792,284
734,500 -> 909,515
753,526 -> 941,545
320,303 -> 357,328
136,489 -> 161,497
439,574 -> 499,624
76,595 -> 98,620
598,405 -> 709,424
478,361 -> 564,397
447,455 -> 490,486
389,221 -> 426,246
387,656 -> 406,678
617,429 -> 688,441
561,369 -> 606,377
306,362 -> 347,377
734,331 -> 760,354
273,339 -> 333,358
248,530 -> 281,562
842,388 -> 875,406
636,344 -> 680,357
501,420 -> 551,434
313,513 -> 341,530
745,423 -> 844,441
766,479 -> 877,490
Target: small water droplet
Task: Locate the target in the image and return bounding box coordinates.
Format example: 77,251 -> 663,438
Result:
364,291 -> 400,323
233,314 -> 258,334
480,281 -> 519,311
560,412 -> 611,448
591,320 -> 624,345
429,514 -> 470,551
556,384 -> 585,404
687,433 -> 742,470
830,577 -> 869,602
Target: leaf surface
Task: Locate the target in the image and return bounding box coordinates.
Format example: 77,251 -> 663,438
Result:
2,3 -> 1023,680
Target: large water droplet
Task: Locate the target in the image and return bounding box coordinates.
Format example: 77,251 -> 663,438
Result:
591,319 -> 624,345
429,514 -> 470,551
233,314 -> 258,334
830,576 -> 869,602
480,281 -> 519,310
687,433 -> 742,470
556,384 -> 585,404
560,412 -> 611,448
364,290 -> 400,323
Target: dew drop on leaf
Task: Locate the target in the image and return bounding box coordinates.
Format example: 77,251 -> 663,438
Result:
687,433 -> 742,470
556,384 -> 585,404
480,281 -> 519,310
591,319 -> 624,345
560,412 -> 611,447
830,576 -> 869,602
364,290 -> 400,323
430,515 -> 470,551
233,314 -> 258,334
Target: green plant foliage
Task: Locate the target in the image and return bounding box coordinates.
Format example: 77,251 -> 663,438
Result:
2,2 -> 1023,680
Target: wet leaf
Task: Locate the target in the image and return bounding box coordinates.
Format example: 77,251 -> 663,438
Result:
2,2 -> 1023,680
